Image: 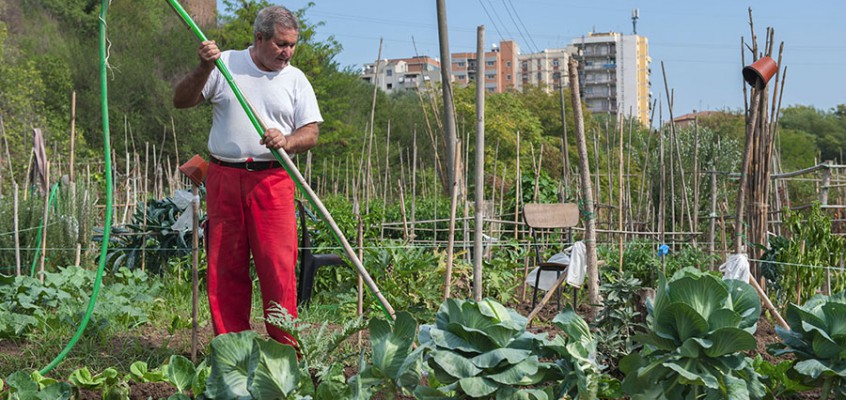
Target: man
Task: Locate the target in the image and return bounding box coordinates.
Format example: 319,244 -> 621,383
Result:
173,5 -> 321,346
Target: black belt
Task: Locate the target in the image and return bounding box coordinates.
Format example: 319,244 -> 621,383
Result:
210,157 -> 282,171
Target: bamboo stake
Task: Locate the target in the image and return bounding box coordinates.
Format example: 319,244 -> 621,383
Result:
39,162 -> 51,283
559,84 -> 571,193
14,183 -> 21,276
190,182 -> 200,362
363,40 -> 383,213
514,131 -> 521,240
693,117 -> 700,247
412,129 -> 418,240
568,59 -> 601,318
709,170 -> 718,270
473,24 -> 485,301
444,139 -> 461,300
618,113 -> 624,272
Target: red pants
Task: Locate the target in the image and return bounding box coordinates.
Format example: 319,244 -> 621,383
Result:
205,162 -> 298,345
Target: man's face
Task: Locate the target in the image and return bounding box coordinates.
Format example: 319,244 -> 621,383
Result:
253,25 -> 298,71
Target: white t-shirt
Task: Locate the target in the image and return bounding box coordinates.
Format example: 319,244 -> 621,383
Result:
202,48 -> 323,162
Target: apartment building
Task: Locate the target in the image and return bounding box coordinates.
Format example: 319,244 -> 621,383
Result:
451,40 -> 520,93
571,32 -> 651,125
360,56 -> 442,93
517,47 -> 575,91
358,33 -> 651,126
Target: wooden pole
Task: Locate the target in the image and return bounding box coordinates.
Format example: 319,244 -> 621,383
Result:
364,39 -> 383,214
617,113 -> 624,272
14,183 -> 21,276
444,139 -> 461,300
559,83 -> 571,193
473,25 -> 485,301
436,0 -> 458,193
708,171 -> 718,269
39,162 -> 51,283
190,183 -> 200,362
568,59 -> 601,318
693,117 -> 700,247
514,131 -> 521,240
411,129 -> 418,241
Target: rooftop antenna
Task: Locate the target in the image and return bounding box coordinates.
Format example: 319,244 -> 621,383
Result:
631,8 -> 639,35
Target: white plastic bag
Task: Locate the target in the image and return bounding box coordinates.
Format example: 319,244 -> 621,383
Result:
719,253 -> 750,282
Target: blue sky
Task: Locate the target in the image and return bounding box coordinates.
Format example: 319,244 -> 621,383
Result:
216,0 -> 845,116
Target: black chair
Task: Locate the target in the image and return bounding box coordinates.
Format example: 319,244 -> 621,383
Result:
296,200 -> 346,306
522,203 -> 580,312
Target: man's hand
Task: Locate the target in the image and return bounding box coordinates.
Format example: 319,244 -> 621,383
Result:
198,40 -> 221,69
260,128 -> 289,151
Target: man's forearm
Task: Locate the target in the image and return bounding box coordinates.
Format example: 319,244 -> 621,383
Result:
283,123 -> 319,155
173,63 -> 214,108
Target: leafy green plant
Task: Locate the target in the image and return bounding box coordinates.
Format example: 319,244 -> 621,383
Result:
68,367 -> 129,399
760,203 -> 846,306
265,302 -> 366,381
204,330 -> 314,399
1,370 -> 72,400
752,355 -> 811,399
620,268 -> 765,399
100,190 -> 206,274
398,298 -> 600,399
0,266 -> 161,338
768,290 -> 846,399
591,270 -> 646,374
539,307 -> 603,399
350,311 -> 417,398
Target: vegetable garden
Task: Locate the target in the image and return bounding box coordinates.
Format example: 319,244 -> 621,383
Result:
2,1 -> 846,399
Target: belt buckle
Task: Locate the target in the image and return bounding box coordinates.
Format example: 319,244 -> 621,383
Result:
245,161 -> 257,171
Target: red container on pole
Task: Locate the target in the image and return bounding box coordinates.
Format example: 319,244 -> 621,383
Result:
742,56 -> 778,89
179,154 -> 209,186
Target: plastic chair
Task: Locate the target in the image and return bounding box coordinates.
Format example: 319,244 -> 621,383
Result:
296,200 -> 346,306
522,203 -> 580,312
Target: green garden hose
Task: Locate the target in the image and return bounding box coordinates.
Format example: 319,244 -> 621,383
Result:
166,0 -> 395,320
40,0 -> 113,375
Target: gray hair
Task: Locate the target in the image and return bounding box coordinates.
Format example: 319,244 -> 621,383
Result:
254,6 -> 299,40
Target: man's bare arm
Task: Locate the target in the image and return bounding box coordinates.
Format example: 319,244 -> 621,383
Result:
173,41 -> 220,109
261,123 -> 319,155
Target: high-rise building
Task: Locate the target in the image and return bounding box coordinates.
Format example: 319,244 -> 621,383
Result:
572,32 -> 651,125
361,56 -> 442,93
517,47 -> 576,91
451,40 -> 520,93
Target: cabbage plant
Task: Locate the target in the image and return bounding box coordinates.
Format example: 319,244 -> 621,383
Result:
769,290 -> 846,399
620,268 -> 765,399
397,298 -> 600,399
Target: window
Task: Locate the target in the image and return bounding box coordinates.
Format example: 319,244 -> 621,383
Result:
553,59 -> 559,66
457,61 -> 466,67
486,60 -> 495,66
386,69 -> 392,77
386,83 -> 393,90
506,74 -> 511,81
457,74 -> 466,80
506,61 -> 511,67
486,73 -> 496,79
